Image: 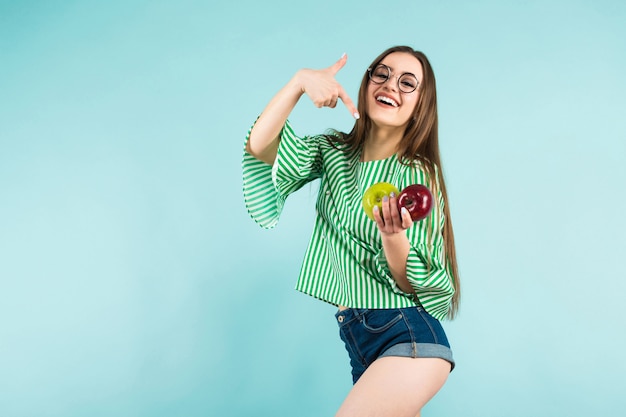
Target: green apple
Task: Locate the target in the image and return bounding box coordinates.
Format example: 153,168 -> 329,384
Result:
362,182 -> 400,221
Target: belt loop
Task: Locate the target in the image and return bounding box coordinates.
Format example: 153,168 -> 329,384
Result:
411,292 -> 422,306
354,308 -> 364,322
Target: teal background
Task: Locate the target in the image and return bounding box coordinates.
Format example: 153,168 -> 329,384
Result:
1,1 -> 625,416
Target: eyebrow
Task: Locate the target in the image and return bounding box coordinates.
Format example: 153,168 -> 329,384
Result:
380,63 -> 417,77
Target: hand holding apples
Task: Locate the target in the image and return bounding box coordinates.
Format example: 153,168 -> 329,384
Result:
362,182 -> 433,225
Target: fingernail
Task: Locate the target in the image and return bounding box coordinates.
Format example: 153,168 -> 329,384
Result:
373,206 -> 379,212
341,52 -> 346,59
401,207 -> 408,216
390,192 -> 396,198
353,111 -> 360,119
383,196 -> 388,202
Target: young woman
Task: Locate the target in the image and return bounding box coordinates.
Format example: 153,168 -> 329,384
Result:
242,46 -> 460,417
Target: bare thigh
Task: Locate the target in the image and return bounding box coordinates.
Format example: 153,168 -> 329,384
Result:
335,356 -> 451,417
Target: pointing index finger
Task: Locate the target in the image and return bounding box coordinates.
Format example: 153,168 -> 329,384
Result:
338,86 -> 360,119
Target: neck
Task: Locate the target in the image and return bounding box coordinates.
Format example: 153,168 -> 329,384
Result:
361,125 -> 404,162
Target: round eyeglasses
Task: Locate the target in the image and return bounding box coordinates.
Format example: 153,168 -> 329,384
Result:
367,64 -> 419,93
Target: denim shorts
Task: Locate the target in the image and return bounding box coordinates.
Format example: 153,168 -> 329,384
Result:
336,306 -> 455,384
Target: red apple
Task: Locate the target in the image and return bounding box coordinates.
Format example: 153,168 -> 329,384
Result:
362,182 -> 400,221
397,184 -> 433,221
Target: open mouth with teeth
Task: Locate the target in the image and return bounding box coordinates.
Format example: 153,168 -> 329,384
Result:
376,95 -> 399,108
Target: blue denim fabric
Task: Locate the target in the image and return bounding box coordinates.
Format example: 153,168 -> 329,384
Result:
335,306 -> 455,384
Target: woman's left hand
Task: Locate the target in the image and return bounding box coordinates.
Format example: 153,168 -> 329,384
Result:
372,193 -> 414,235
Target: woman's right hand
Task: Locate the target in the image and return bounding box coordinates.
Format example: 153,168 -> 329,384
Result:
247,53 -> 359,165
295,54 -> 360,119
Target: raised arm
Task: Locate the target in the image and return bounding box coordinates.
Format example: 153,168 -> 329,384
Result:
246,53 -> 360,165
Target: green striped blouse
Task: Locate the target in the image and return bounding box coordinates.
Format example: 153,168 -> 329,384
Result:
242,120 -> 455,320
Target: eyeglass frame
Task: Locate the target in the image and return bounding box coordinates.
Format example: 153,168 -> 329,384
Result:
367,64 -> 419,93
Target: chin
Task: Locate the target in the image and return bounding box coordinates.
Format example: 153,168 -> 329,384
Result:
367,108 -> 408,127
369,114 -> 410,130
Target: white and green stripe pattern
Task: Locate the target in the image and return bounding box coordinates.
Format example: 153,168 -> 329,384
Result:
242,120 -> 455,320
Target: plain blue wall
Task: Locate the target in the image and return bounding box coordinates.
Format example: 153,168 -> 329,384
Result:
1,1 -> 625,416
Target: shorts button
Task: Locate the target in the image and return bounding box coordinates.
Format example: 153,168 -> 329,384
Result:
337,316 -> 344,323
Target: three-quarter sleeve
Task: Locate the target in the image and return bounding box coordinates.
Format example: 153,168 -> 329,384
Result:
242,119 -> 323,229
372,163 -> 455,320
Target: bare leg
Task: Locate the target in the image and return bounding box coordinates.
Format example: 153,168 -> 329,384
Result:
335,356 -> 450,417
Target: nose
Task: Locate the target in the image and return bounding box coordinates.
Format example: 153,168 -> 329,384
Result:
382,75 -> 398,92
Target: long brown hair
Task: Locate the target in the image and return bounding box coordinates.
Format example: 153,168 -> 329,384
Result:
334,46 -> 460,319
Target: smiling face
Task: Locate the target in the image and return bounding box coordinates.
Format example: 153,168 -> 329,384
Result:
365,52 -> 424,131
